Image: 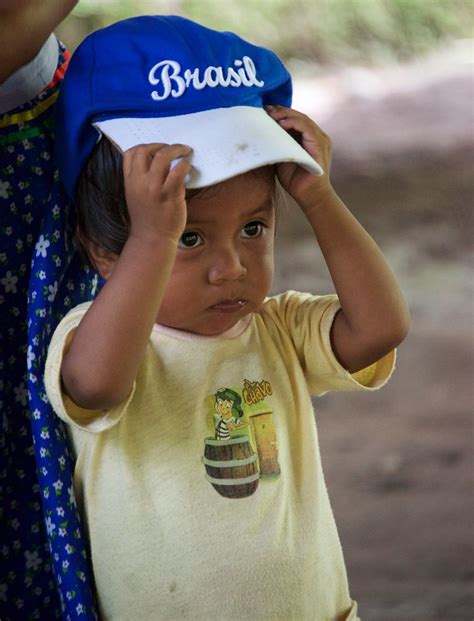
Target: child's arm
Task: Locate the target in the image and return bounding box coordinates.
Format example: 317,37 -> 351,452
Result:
266,105 -> 410,374
61,143 -> 192,411
0,0 -> 77,83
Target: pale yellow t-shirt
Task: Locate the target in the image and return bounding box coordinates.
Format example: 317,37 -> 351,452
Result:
45,291 -> 395,621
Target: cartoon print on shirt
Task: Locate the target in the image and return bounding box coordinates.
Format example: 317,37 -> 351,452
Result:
214,388 -> 247,440
202,379 -> 281,499
243,380 -> 281,477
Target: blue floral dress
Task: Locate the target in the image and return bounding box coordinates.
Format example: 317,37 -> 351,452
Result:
1,44 -> 99,620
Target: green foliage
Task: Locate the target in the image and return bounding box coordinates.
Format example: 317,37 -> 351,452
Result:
64,0 -> 473,66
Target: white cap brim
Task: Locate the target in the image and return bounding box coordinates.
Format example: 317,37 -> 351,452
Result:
94,106 -> 323,189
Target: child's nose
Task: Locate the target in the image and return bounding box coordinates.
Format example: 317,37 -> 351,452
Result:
208,246 -> 247,285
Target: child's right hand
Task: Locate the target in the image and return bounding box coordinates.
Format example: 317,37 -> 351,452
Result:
123,143 -> 192,246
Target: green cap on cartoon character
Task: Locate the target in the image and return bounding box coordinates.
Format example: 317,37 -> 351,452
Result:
214,388 -> 244,419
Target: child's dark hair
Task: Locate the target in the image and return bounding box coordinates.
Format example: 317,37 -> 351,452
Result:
75,138 -> 283,270
75,138 -> 129,268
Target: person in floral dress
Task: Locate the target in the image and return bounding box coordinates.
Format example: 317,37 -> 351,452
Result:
1,1 -> 99,618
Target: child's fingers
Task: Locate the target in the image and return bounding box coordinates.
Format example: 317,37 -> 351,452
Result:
266,106 -> 330,161
266,106 -> 328,138
148,143 -> 192,175
278,116 -> 320,146
267,108 -> 315,133
123,143 -> 191,178
265,104 -> 314,123
123,143 -> 166,176
164,158 -> 193,194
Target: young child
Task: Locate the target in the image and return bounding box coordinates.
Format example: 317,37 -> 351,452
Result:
45,15 -> 409,620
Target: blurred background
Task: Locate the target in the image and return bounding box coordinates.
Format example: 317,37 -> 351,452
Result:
58,2 -> 473,619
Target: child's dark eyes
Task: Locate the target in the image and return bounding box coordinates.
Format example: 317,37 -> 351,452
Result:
241,221 -> 265,238
178,231 -> 203,249
178,221 -> 265,248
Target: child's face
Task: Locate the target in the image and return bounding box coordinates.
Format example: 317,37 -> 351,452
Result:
157,168 -> 275,336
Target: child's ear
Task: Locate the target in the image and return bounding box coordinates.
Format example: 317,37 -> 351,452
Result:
76,227 -> 118,280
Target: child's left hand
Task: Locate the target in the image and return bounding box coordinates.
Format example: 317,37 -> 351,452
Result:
265,105 -> 334,212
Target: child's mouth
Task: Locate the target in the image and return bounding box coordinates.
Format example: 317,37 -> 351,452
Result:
209,299 -> 246,313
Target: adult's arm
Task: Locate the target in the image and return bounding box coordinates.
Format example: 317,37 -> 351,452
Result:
0,0 -> 77,83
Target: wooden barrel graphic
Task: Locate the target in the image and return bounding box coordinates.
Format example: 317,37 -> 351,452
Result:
203,436 -> 259,499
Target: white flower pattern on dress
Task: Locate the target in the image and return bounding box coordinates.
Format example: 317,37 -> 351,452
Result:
0,179 -> 11,198
27,345 -> 36,370
1,42 -> 99,620
1,270 -> 19,293
35,235 -> 50,258
24,550 -> 43,571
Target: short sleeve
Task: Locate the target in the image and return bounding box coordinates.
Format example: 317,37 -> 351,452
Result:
263,291 -> 396,396
44,302 -> 135,433
0,34 -> 59,113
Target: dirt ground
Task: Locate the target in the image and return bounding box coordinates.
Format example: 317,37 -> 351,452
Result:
272,45 -> 473,621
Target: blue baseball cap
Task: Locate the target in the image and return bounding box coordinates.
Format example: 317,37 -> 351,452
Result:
55,15 -> 323,197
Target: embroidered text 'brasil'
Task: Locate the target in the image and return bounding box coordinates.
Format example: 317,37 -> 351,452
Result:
149,57 -> 264,101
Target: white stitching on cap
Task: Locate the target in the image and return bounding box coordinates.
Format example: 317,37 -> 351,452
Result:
148,56 -> 264,101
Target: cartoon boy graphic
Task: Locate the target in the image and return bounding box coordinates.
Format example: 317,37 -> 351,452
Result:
214,388 -> 247,440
